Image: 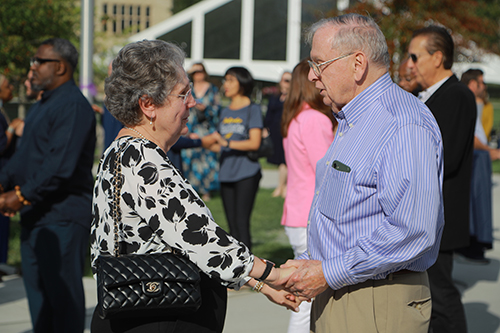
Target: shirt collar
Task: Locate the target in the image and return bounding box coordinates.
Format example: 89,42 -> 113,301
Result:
40,80 -> 75,103
338,72 -> 392,125
418,75 -> 451,103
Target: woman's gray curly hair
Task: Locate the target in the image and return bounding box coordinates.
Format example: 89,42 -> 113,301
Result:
104,40 -> 186,126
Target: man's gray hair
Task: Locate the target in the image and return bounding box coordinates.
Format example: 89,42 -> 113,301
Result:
104,40 -> 186,126
306,13 -> 390,69
41,38 -> 79,73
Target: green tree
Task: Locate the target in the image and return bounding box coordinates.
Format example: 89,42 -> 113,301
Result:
327,0 -> 500,74
0,0 -> 80,88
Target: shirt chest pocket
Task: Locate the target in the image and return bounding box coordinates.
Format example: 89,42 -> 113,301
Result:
317,166 -> 362,223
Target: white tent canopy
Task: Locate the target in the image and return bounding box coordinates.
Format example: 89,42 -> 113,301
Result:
129,0 -> 346,83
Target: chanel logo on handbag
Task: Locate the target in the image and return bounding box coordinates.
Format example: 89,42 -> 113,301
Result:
146,282 -> 160,293
141,280 -> 164,297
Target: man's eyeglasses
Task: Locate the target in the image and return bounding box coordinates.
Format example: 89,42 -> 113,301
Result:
308,53 -> 354,77
170,83 -> 193,104
30,57 -> 60,67
409,54 -> 418,63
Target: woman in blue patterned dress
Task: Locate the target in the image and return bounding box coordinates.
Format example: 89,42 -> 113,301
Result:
182,63 -> 220,201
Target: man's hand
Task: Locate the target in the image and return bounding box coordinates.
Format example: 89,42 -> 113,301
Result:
281,259 -> 329,299
0,191 -> 23,217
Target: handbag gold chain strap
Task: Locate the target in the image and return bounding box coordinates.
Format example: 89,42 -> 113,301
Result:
112,144 -> 124,257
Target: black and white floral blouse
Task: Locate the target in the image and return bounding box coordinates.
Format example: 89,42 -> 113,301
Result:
90,136 -> 254,287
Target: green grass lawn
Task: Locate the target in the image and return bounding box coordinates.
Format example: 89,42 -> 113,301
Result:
6,187 -> 293,276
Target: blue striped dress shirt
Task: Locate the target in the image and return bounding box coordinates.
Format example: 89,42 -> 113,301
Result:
305,73 -> 445,290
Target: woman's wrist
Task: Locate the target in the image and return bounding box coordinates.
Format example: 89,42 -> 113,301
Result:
253,280 -> 265,293
255,258 -> 276,282
265,267 -> 280,283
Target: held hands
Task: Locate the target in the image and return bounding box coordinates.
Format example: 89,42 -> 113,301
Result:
0,191 -> 23,217
259,282 -> 301,312
212,131 -> 227,146
255,259 -> 329,309
7,118 -> 25,137
262,260 -> 329,301
204,132 -> 225,153
280,260 -> 329,300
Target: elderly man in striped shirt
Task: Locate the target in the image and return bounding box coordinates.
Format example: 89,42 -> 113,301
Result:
277,14 -> 445,333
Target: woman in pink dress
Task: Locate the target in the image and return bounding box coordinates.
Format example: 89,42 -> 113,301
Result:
280,58 -> 337,333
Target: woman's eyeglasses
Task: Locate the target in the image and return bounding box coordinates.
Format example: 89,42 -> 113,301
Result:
170,83 -> 193,104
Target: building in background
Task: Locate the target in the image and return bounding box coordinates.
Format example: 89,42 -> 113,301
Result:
95,0 -> 173,36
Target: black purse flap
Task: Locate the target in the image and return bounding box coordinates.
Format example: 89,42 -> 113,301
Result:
98,253 -> 200,289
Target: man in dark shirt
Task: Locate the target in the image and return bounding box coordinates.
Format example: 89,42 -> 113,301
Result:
0,38 -> 96,333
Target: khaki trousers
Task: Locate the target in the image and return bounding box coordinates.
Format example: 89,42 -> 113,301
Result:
311,271 -> 431,333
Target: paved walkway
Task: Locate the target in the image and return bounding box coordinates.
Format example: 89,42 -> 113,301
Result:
1,171 -> 500,332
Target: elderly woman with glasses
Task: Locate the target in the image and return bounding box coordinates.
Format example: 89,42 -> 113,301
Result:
90,40 -> 299,333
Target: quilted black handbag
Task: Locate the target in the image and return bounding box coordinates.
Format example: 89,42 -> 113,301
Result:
96,142 -> 202,319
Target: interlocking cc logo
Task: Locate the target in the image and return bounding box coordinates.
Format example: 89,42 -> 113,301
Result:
145,282 -> 160,293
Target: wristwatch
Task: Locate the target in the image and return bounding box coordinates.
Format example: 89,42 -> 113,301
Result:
257,259 -> 275,281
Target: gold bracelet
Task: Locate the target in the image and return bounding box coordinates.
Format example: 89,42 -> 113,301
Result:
253,281 -> 265,293
14,186 -> 31,206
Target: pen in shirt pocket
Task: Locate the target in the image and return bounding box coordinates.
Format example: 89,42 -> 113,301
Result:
332,160 -> 351,173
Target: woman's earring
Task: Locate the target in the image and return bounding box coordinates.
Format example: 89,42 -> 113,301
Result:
150,116 -> 153,125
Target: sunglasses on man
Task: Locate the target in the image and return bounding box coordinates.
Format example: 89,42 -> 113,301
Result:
30,57 -> 60,67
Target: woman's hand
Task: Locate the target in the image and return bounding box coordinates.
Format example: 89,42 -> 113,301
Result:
260,284 -> 301,312
264,266 -> 296,291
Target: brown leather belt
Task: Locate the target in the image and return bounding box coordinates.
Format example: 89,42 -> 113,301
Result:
386,269 -> 415,280
392,269 -> 413,275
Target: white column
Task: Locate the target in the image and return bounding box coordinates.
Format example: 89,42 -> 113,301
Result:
191,11 -> 204,61
287,0 -> 301,68
240,0 -> 255,64
80,0 -> 94,102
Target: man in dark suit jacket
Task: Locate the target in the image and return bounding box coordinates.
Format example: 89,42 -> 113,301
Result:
407,26 -> 476,333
